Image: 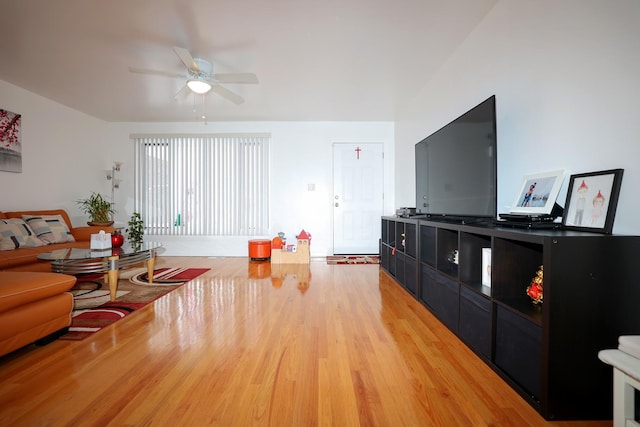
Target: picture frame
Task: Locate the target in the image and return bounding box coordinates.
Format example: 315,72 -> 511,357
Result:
0,109 -> 22,173
510,169 -> 566,215
481,248 -> 491,287
562,169 -> 624,234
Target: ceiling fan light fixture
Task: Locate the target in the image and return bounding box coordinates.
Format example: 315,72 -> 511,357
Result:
187,78 -> 212,94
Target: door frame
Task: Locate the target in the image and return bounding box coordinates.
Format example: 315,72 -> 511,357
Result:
332,142 -> 384,255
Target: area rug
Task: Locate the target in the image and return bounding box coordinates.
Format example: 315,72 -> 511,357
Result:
326,255 -> 380,265
60,267 -> 209,341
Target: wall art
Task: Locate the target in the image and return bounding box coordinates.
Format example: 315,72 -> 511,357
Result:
0,109 -> 22,173
510,169 -> 566,215
562,169 -> 623,234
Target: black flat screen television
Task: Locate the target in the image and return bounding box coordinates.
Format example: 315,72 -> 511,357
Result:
415,95 -> 497,221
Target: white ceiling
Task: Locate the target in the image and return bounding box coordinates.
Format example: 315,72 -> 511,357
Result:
0,0 -> 496,122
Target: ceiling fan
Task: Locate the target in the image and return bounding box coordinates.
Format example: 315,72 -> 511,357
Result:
129,47 -> 258,105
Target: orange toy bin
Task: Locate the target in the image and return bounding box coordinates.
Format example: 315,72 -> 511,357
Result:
248,239 -> 272,261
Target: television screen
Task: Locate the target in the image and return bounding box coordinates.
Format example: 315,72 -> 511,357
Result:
415,95 -> 497,220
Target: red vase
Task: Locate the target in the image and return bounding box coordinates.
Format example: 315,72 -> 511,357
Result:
111,232 -> 125,248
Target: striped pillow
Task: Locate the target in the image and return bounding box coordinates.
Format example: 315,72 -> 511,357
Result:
22,214 -> 76,244
0,218 -> 46,250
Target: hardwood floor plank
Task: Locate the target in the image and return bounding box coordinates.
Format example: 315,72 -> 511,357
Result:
0,257 -> 612,426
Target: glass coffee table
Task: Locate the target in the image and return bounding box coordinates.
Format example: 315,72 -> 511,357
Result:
37,242 -> 162,301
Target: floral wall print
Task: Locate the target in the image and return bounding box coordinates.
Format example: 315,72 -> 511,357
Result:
0,109 -> 22,173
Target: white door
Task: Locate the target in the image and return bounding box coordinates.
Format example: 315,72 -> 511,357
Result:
333,143 -> 384,254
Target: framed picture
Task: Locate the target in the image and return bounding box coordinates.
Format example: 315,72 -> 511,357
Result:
0,109 -> 22,173
481,248 -> 491,287
562,169 -> 624,234
510,169 -> 566,215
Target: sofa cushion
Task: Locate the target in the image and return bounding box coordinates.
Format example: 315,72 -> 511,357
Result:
0,272 -> 76,313
0,219 -> 46,250
22,215 -> 76,244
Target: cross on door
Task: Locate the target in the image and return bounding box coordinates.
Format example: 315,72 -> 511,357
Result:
355,146 -> 361,160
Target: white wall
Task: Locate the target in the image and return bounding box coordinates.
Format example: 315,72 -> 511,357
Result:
0,79 -> 394,256
106,121 -> 394,256
395,0 -> 640,234
0,81 -> 111,223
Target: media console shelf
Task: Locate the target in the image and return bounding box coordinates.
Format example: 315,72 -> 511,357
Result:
380,216 -> 640,420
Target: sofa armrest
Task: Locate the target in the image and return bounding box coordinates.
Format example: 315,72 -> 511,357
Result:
71,226 -> 116,242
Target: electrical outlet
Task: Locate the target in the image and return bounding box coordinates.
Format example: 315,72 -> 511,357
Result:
308,184 -> 315,191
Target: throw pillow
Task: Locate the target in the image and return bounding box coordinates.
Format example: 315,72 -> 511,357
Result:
22,214 -> 76,244
0,218 -> 46,250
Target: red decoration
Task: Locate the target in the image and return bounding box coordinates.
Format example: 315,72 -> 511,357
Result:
111,231 -> 125,248
526,265 -> 544,304
355,146 -> 361,159
297,229 -> 311,242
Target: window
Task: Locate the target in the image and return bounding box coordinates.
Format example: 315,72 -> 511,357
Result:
133,134 -> 269,236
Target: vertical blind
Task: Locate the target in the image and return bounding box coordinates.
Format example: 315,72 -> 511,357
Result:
133,134 -> 270,236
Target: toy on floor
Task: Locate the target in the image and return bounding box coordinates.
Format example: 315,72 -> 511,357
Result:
271,230 -> 311,264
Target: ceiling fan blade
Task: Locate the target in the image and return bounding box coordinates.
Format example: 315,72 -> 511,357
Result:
214,73 -> 259,84
128,66 -> 186,79
175,85 -> 191,100
210,85 -> 244,105
173,46 -> 199,72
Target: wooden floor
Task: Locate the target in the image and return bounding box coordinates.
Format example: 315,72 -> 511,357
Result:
0,257 -> 612,426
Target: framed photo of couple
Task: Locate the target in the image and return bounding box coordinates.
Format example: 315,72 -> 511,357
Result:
510,170 -> 566,215
562,169 -> 624,234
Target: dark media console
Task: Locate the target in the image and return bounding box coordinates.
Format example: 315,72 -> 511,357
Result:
404,94 -> 639,419
380,216 -> 640,420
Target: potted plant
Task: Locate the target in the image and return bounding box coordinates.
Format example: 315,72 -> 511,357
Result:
77,192 -> 115,226
126,212 -> 144,245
